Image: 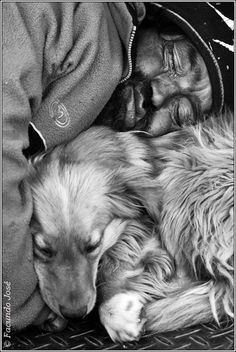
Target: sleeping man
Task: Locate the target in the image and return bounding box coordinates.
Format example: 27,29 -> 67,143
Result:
97,3 -> 233,135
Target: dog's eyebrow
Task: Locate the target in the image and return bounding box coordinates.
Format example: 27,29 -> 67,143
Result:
84,230 -> 103,255
89,229 -> 102,246
34,233 -> 47,248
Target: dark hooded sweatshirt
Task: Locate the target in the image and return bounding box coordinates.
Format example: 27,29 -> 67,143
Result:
3,2 -> 146,330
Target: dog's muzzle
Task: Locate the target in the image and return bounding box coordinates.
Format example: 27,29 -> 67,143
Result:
59,289 -> 96,319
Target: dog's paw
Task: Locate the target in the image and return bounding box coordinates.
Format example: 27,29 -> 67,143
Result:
99,291 -> 146,342
39,311 -> 68,332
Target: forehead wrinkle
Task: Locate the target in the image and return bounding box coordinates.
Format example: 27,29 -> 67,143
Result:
188,45 -> 199,70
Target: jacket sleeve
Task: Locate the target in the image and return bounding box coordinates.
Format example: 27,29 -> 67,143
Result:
3,3 -> 46,330
29,2 -> 126,149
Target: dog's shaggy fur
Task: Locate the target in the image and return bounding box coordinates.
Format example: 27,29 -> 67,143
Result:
28,111 -> 233,341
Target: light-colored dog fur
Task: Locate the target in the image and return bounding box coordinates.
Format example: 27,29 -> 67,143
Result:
28,111 -> 233,341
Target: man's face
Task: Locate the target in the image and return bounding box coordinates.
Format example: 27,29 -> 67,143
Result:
119,25 -> 212,135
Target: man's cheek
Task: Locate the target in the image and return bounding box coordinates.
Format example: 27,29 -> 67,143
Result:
147,107 -> 174,136
147,96 -> 195,136
150,77 -> 177,108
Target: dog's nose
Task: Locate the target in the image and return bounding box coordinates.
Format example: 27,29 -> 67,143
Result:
59,305 -> 87,319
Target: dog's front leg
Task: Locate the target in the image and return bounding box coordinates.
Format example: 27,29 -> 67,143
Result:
97,220 -> 147,342
97,249 -> 147,342
97,219 -> 174,342
99,290 -> 146,342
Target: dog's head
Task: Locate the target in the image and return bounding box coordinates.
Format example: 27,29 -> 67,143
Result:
28,144 -> 141,319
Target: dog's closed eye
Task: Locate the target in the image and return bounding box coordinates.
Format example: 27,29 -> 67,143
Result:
86,243 -> 100,255
86,229 -> 102,256
33,233 -> 55,261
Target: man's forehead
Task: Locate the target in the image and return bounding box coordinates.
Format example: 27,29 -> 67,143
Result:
135,29 -> 195,78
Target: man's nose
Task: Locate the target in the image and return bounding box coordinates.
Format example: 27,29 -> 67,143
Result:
150,80 -> 165,108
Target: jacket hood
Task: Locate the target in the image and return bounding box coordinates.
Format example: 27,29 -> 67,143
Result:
148,2 -> 234,112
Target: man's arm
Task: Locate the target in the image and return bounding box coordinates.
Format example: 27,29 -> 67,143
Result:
3,2 -> 134,330
2,3 -> 47,330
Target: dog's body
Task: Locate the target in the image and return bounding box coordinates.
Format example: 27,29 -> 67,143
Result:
28,111 -> 233,341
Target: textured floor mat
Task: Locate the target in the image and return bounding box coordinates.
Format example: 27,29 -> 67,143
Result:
5,310 -> 234,350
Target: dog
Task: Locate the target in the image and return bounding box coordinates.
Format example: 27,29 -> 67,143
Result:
28,110 -> 233,341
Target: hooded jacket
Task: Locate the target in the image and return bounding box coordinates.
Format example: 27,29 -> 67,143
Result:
3,2 -> 146,330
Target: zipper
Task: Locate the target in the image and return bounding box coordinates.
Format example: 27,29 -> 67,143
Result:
119,25 -> 137,84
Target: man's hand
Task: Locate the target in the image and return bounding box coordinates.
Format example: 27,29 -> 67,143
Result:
33,305 -> 68,332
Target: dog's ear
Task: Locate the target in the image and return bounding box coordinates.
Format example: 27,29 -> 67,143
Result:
107,170 -> 162,221
101,219 -> 130,254
107,179 -> 144,219
27,145 -> 64,186
27,148 -> 51,182
120,167 -> 162,221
